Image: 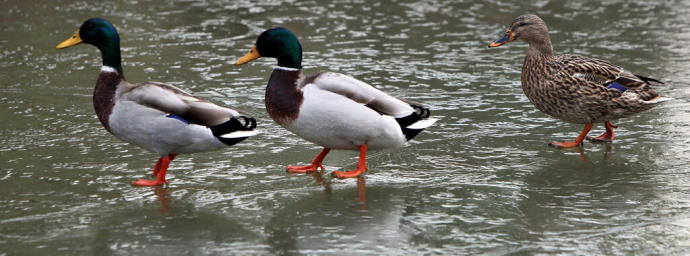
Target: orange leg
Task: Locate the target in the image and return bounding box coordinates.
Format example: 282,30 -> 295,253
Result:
132,154 -> 177,186
549,124 -> 593,148
587,121 -> 617,143
287,148 -> 331,173
151,158 -> 163,177
332,144 -> 368,179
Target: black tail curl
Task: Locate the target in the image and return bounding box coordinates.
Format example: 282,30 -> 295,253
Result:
395,104 -> 431,141
210,115 -> 257,145
412,104 -> 430,118
237,115 -> 257,130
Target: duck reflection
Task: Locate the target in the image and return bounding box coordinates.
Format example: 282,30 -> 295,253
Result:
264,175 -> 405,254
306,170 -> 332,194
152,186 -> 171,213
90,198 -> 255,254
357,177 -> 366,203
556,143 -> 615,163
305,170 -> 367,203
516,143 -> 660,243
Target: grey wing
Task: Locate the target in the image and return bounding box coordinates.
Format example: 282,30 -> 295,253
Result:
309,72 -> 415,117
122,82 -> 240,127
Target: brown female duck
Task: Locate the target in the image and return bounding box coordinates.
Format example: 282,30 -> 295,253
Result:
489,14 -> 669,148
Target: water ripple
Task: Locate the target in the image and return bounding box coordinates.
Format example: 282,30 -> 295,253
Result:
2,0 -> 690,255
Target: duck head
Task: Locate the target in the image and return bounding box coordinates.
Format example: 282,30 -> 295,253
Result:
235,27 -> 303,69
57,18 -> 123,73
488,14 -> 550,48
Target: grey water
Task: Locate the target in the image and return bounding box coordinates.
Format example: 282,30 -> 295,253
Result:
2,0 -> 690,255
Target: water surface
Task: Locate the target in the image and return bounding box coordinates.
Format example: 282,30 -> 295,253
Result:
2,0 -> 690,254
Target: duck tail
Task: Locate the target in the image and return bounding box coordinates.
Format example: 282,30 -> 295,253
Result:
395,105 -> 436,141
210,116 -> 258,145
634,74 -> 664,85
643,96 -> 673,105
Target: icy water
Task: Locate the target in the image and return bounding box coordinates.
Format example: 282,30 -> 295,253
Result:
3,0 -> 690,255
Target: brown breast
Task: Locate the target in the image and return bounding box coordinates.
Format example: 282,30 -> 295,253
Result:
93,71 -> 121,133
265,68 -> 304,126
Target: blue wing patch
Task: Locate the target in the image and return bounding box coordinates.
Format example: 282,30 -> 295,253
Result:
607,81 -> 628,93
166,114 -> 190,124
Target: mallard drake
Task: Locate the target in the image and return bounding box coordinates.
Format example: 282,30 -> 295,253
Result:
234,28 -> 436,178
488,14 -> 669,148
56,18 -> 257,186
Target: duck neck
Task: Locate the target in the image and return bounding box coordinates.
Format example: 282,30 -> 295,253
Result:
523,36 -> 554,79
266,66 -> 303,126
526,36 -> 554,58
277,53 -> 302,69
97,35 -> 123,74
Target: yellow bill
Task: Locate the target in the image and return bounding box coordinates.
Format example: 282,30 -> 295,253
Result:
56,31 -> 83,49
235,46 -> 261,65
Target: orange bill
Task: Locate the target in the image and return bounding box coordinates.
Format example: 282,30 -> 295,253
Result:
235,46 -> 261,65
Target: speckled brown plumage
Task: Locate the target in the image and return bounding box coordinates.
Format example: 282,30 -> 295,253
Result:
490,14 -> 669,147
523,52 -> 663,124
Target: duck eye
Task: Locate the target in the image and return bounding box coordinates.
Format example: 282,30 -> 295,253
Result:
517,22 -> 531,27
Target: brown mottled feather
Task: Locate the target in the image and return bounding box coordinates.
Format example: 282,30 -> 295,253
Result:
501,14 -> 666,124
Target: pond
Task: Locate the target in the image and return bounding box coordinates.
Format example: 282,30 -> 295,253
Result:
2,0 -> 690,254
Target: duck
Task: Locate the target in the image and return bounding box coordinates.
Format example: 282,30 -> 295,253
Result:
488,14 -> 669,148
56,18 -> 257,186
234,28 -> 436,179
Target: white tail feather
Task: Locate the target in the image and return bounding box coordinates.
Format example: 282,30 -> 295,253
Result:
406,118 -> 437,130
221,130 -> 259,139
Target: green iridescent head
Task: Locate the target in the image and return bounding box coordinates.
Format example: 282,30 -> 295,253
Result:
57,18 -> 123,73
235,27 -> 303,69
